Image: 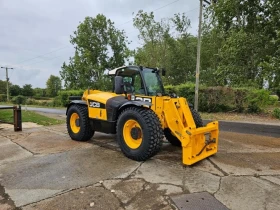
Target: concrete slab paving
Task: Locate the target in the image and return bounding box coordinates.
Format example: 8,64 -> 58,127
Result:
220,132 -> 280,149
7,189 -> 62,207
0,140 -> 32,166
124,184 -> 171,210
0,136 -> 12,146
12,130 -> 93,154
133,159 -> 220,194
103,178 -> 146,204
0,146 -> 140,207
1,124 -> 280,209
215,176 -> 280,210
210,152 -> 280,175
22,186 -> 121,210
260,175 -> 280,186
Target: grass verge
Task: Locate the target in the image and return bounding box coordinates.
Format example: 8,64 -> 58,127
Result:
0,110 -> 64,126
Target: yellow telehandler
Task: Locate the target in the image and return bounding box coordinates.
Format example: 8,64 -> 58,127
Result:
66,65 -> 219,165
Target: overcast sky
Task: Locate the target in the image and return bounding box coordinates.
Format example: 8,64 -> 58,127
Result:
0,0 -> 199,88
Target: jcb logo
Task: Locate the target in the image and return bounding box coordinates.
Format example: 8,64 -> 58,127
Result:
90,102 -> 100,108
135,97 -> 152,103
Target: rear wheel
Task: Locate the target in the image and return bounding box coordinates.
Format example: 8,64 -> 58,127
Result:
164,107 -> 203,146
67,104 -> 94,141
117,107 -> 163,161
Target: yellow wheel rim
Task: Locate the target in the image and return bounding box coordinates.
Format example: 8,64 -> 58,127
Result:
123,119 -> 143,149
70,113 -> 80,133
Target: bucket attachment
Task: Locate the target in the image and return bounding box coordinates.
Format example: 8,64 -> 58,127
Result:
163,97 -> 219,165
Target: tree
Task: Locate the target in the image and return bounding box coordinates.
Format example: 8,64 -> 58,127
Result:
34,88 -> 46,97
46,75 -> 62,97
0,80 -> 7,94
60,14 -> 131,90
200,0 -> 280,88
10,85 -> 21,96
22,84 -> 34,97
133,11 -> 197,85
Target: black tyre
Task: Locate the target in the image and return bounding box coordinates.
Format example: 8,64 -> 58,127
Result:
164,107 -> 203,146
116,107 -> 163,161
67,104 -> 94,141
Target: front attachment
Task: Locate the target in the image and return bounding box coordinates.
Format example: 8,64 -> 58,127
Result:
182,121 -> 219,165
163,97 -> 219,165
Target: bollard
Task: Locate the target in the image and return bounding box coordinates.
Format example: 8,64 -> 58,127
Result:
13,105 -> 22,131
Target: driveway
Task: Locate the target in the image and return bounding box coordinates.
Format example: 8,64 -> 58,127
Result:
0,123 -> 280,210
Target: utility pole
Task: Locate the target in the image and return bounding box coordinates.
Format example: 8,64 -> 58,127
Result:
194,0 -> 203,111
1,66 -> 13,101
194,0 -> 213,111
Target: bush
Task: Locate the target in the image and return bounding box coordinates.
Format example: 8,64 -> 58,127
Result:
164,84 -> 273,113
275,88 -> 280,100
272,108 -> 280,119
56,90 -> 85,107
33,96 -> 51,100
0,94 -> 6,102
11,95 -> 26,105
267,95 -> 278,105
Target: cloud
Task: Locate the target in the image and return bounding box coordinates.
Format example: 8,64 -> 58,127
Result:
0,0 -> 199,88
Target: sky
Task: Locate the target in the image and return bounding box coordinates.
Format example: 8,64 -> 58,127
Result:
0,0 -> 200,88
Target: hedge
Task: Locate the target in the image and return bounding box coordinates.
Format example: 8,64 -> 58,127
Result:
11,95 -> 26,105
54,89 -> 85,107
165,84 -> 277,113
0,94 -> 6,102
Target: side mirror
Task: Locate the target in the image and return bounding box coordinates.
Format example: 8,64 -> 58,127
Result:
162,68 -> 166,76
114,76 -> 124,94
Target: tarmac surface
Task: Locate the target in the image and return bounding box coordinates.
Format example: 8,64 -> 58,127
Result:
0,121 -> 280,210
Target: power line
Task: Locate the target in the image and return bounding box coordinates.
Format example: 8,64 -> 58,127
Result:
116,0 -> 181,28
16,45 -> 70,65
12,0 -> 182,68
125,7 -> 199,37
154,0 -> 180,11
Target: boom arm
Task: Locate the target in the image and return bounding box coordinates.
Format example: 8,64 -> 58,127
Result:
163,97 -> 219,165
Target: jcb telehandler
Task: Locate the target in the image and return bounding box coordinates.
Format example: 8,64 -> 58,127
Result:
66,65 -> 219,165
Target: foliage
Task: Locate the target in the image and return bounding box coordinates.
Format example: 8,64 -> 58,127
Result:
133,11 -> 197,85
0,110 -> 64,126
11,95 -> 26,105
165,84 -> 275,113
272,108 -> 280,119
0,80 -> 7,94
275,88 -> 280,100
55,89 -> 85,107
22,84 -> 34,97
10,85 -> 21,96
46,75 -> 62,97
33,88 -> 47,98
60,14 -> 131,90
0,94 -> 6,102
202,0 -> 280,88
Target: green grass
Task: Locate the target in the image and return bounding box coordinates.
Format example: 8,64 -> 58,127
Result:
0,110 -> 64,126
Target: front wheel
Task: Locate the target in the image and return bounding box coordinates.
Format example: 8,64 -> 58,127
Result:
117,107 -> 163,161
66,104 -> 94,141
165,107 -> 203,146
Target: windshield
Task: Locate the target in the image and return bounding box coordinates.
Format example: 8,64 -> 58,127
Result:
142,68 -> 164,96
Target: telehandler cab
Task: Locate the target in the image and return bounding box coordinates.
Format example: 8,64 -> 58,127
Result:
66,65 -> 219,165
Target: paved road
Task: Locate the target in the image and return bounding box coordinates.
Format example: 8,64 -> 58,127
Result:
2,105 -> 279,138
204,120 -> 280,138
0,105 -> 65,114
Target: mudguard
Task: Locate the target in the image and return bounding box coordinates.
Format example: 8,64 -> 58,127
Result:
119,100 -> 152,110
66,100 -> 87,115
